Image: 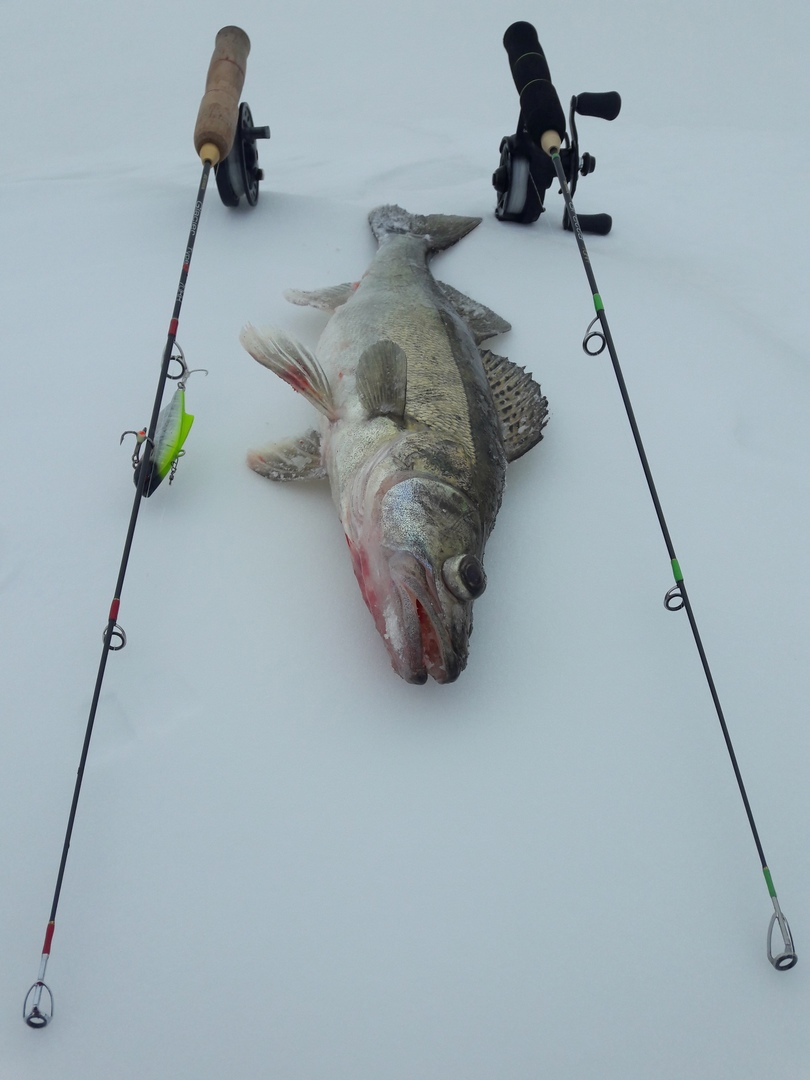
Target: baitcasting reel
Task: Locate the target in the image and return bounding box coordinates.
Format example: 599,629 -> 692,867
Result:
494,85 -> 621,233
215,101 -> 270,207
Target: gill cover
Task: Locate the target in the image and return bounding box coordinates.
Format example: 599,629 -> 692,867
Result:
378,477 -> 483,573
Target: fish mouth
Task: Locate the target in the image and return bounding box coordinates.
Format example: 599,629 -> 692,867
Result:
388,554 -> 466,685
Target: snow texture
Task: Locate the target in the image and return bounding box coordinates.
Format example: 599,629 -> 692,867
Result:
3,2 -> 810,1078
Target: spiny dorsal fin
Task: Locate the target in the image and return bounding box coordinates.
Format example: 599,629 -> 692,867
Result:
481,349 -> 548,462
239,324 -> 337,420
284,283 -> 357,313
247,429 -> 326,482
356,340 -> 408,421
437,281 -> 511,345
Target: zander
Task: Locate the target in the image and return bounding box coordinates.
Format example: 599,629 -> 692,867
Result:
241,205 -> 547,683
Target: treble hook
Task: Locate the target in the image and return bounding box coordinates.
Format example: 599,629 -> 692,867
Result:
119,428 -> 151,468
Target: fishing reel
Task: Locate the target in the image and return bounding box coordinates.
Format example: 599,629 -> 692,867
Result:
215,101 -> 270,207
494,78 -> 621,233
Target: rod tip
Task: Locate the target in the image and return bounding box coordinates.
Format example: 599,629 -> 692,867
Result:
23,982 -> 53,1028
768,909 -> 798,971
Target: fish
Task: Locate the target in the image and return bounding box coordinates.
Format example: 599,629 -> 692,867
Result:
240,205 -> 548,683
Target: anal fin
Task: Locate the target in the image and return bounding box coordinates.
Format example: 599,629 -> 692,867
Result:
247,429 -> 326,482
481,350 -> 548,462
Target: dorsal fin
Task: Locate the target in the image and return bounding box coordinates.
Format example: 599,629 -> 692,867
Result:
481,350 -> 548,462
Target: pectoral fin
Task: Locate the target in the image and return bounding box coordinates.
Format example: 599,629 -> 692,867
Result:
356,340 -> 408,421
247,429 -> 326,481
240,324 -> 337,420
481,350 -> 548,462
437,282 -> 511,344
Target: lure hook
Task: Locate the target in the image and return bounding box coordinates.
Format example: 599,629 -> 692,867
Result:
119,429 -> 151,468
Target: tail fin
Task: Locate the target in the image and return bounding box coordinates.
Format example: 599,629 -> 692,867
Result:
369,204 -> 481,253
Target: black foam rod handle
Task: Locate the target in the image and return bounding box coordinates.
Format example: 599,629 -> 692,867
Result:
503,22 -> 567,148
575,92 -> 622,121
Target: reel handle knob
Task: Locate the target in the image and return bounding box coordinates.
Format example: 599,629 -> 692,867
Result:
502,22 -> 566,156
194,26 -> 251,165
574,91 -> 622,122
565,211 -> 613,236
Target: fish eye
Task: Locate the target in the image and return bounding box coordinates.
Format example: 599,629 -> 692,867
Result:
442,554 -> 487,602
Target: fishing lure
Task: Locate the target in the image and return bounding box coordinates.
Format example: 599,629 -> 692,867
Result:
122,345 -> 206,496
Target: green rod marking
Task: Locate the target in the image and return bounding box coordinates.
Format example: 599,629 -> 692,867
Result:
763,867 -> 777,899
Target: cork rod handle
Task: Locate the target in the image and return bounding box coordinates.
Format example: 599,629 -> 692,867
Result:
193,26 -> 251,166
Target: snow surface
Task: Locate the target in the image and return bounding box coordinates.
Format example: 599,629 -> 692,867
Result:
3,2 -> 810,1077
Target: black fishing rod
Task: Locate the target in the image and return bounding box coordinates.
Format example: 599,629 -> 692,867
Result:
501,20 -> 797,971
23,26 -> 261,1029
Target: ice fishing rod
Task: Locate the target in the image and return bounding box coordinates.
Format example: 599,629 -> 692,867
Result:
23,26 -> 269,1030
501,20 -> 797,972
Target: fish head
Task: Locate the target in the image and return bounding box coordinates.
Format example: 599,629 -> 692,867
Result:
347,475 -> 488,684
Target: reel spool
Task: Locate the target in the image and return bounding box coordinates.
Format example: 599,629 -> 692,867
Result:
215,101 -> 270,207
494,90 -> 621,233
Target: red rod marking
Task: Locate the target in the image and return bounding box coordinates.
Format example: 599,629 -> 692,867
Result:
169,318 -> 179,337
109,598 -> 120,622
42,921 -> 55,956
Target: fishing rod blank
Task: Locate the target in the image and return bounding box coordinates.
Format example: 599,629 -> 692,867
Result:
502,20 -> 797,971
24,26 -> 252,1030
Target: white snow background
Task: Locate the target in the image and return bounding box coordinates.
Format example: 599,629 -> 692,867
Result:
3,1 -> 810,1077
